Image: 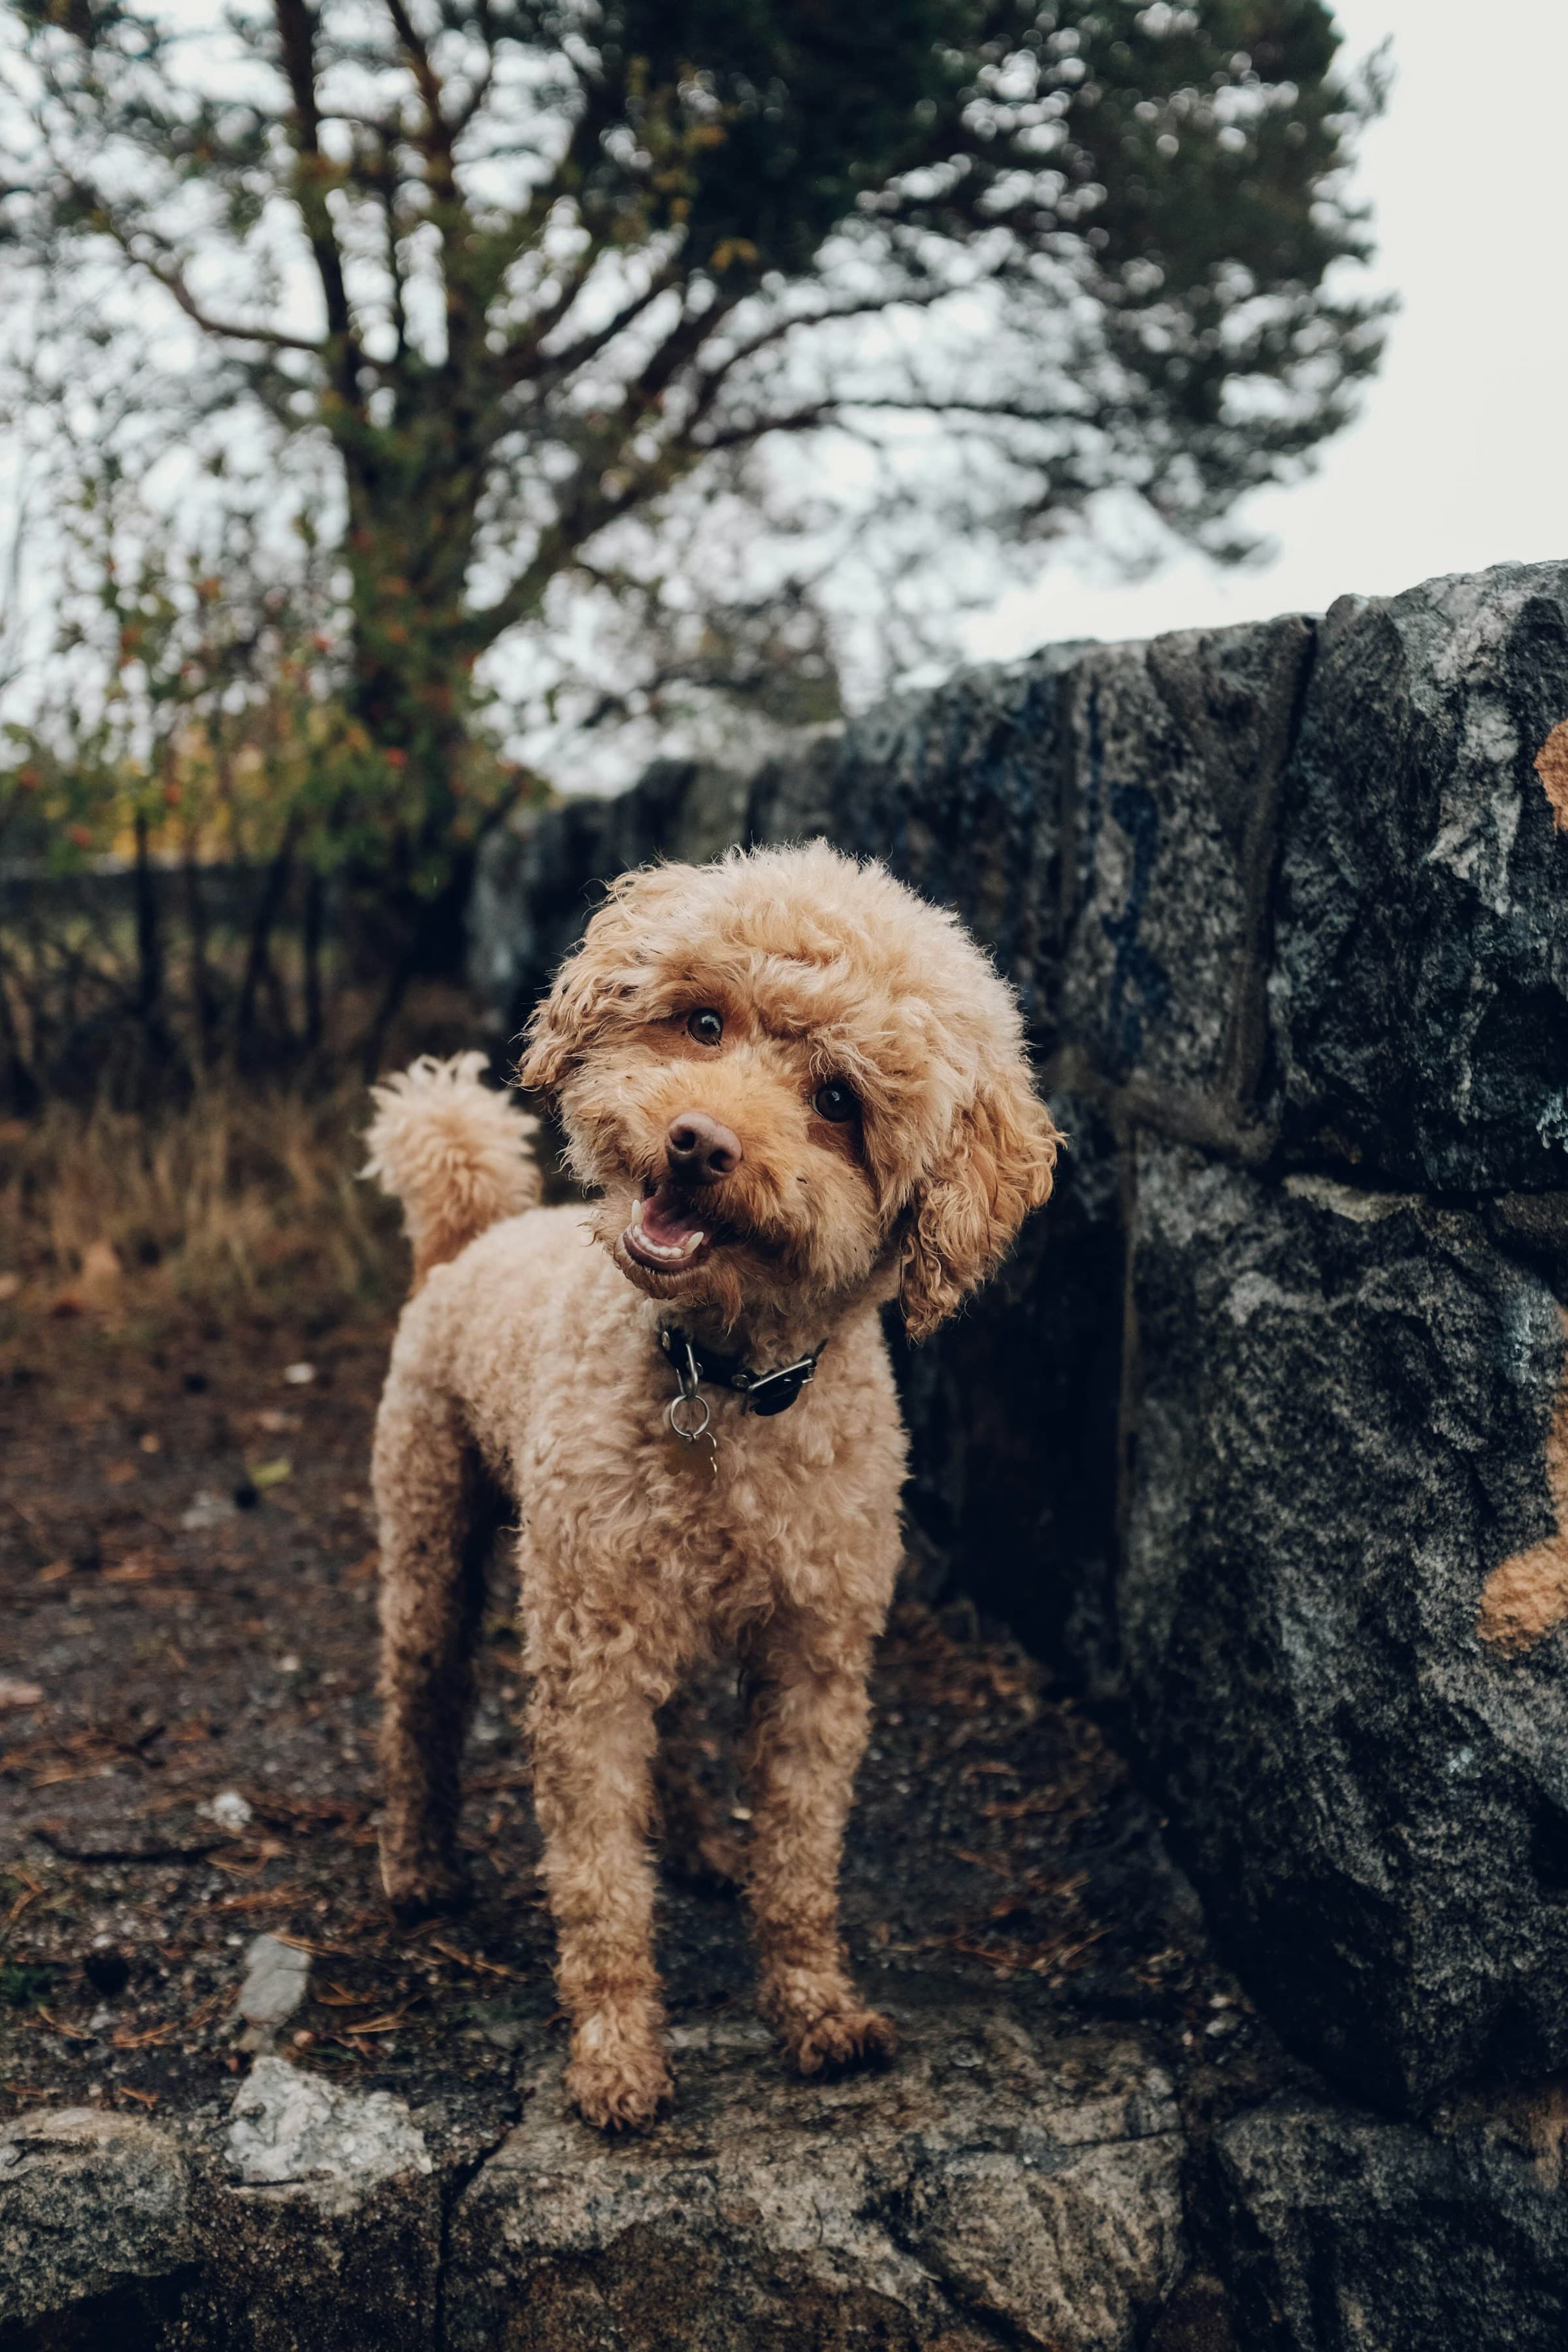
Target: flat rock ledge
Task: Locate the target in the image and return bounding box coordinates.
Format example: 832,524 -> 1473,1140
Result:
10,1993 -> 1568,2350
449,2004 -> 1183,2352
1,1999 -> 1186,2352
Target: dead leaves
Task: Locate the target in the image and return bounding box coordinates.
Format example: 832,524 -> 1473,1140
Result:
5,1720 -> 161,1791
424,1938 -> 523,1982
215,1884 -> 306,1914
48,1239 -> 123,1319
245,1791 -> 367,1835
208,1840 -> 290,1878
102,1552 -> 176,1585
1,1870 -> 44,1933
109,2019 -> 178,2050
35,2006 -> 91,2040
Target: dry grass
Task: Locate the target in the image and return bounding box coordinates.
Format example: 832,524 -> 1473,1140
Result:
0,1077 -> 404,1324
0,983 -> 510,1324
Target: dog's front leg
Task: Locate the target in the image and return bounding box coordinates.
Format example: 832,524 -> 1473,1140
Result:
741,1625 -> 898,2077
528,1671 -> 672,2129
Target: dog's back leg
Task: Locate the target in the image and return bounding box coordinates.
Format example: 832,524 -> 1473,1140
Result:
374,1365 -> 498,1921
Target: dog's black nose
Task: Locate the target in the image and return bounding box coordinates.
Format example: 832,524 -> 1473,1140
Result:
665,1111 -> 743,1183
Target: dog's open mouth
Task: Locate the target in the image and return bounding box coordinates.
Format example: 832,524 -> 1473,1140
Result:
623,1180 -> 724,1274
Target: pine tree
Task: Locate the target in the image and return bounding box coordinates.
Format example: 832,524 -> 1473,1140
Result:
2,0 -> 1385,981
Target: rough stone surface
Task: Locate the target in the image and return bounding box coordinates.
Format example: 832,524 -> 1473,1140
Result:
15,2050 -> 1568,2349
0,2107 -> 189,2328
1217,2093 -> 1568,2351
1271,564 -> 1568,1190
0,2009 -> 1203,2350
234,1936 -> 311,2053
225,2057 -> 434,2198
448,1999 -> 1185,2352
891,1087 -> 1126,1675
1122,1141 -> 1568,2112
750,653 -> 1079,1039
1056,617 -> 1311,1120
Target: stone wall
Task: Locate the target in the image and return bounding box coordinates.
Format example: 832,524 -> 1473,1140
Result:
471,563 -> 1568,2127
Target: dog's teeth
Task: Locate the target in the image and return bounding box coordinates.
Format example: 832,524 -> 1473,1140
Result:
625,1207 -> 706,1264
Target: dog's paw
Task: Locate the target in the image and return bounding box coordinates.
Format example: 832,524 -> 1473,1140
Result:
566,2044 -> 673,2132
785,2004 -> 899,2079
379,1852 -> 472,1927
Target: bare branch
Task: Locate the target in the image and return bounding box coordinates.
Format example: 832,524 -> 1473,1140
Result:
380,0 -> 451,148
123,233 -> 323,355
695,279 -> 965,397
510,263 -> 681,391
272,0 -> 360,393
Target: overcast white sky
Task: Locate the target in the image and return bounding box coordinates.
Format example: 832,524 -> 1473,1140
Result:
962,0 -> 1568,658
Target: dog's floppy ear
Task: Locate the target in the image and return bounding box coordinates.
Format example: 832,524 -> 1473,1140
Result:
517,867 -> 679,1095
898,1056 -> 1060,1341
516,939 -> 608,1096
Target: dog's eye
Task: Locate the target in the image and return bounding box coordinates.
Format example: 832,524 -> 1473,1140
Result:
813,1079 -> 858,1124
686,1008 -> 724,1046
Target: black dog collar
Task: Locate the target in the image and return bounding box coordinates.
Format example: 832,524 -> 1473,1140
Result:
659,1325 -> 826,1425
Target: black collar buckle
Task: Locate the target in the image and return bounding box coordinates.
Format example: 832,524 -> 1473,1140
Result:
660,1325 -> 825,1421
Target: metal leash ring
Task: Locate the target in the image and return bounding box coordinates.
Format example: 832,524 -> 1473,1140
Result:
666,1388 -> 711,1444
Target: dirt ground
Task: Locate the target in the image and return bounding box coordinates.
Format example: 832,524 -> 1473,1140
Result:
0,1281 -> 1289,2136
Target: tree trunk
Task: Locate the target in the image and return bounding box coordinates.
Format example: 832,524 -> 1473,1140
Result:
183,838 -> 216,1068
131,806 -> 174,1093
235,818 -> 301,1066
0,947 -> 39,1115
302,866 -> 325,1058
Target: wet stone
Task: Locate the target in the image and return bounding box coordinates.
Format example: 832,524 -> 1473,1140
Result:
0,2106 -> 191,2330
1270,563 -> 1568,1190
446,2001 -> 1186,2352
1122,1141 -> 1568,2114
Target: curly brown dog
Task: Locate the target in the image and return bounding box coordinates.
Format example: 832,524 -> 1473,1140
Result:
364,841 -> 1059,2129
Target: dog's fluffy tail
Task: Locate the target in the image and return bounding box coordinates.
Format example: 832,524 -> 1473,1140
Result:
364,1053 -> 542,1292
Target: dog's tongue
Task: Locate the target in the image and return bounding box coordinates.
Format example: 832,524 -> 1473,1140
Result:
640,1183 -> 704,1248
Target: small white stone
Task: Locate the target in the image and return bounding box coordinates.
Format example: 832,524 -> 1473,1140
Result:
235,1935 -> 311,2051
180,1490 -> 238,1532
199,1789 -> 254,1833
226,2057 -> 431,2196
282,1361 -> 316,1386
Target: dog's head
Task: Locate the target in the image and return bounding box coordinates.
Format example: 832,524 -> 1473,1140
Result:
519,842 -> 1060,1337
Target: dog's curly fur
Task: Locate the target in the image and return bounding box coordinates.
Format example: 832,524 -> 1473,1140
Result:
366,843 -> 1059,2129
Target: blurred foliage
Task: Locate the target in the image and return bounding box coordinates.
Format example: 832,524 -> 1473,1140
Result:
0,0 -> 1386,1051
0,437 -> 546,1102
0,444 -> 540,885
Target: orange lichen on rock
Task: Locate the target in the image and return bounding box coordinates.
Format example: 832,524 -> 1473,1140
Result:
1535,719 -> 1568,835
1477,1307 -> 1568,1653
